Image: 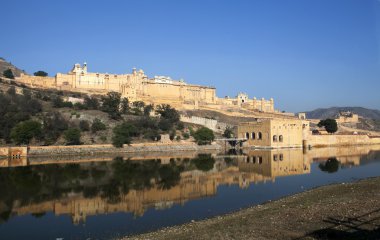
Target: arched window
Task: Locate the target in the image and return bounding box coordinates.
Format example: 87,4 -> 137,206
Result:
279,154 -> 284,161
273,135 -> 278,142
273,154 -> 278,161
258,132 -> 263,140
258,156 -> 263,164
245,132 -> 250,139
252,156 -> 256,164
279,135 -> 283,142
252,132 -> 256,139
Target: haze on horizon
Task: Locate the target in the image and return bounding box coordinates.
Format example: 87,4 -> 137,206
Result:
1,0 -> 379,113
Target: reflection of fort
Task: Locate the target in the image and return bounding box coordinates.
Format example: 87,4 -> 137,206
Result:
3,146 -> 380,225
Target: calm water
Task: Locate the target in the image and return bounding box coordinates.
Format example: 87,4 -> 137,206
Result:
1,145 -> 380,240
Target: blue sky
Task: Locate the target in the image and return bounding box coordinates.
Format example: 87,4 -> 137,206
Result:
1,0 -> 379,112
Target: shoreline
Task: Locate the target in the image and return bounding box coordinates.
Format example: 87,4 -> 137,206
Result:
123,177 -> 380,240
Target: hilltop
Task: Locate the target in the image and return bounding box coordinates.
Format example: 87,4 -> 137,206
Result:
0,58 -> 26,77
304,107 -> 380,120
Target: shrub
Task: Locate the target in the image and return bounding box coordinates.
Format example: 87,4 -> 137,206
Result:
84,96 -> 99,110
318,119 -> 338,134
79,120 -> 90,131
10,120 -> 42,145
193,127 -> 215,145
3,69 -> 14,79
63,128 -> 81,145
112,122 -> 138,147
91,118 -> 107,133
33,71 -> 48,77
182,132 -> 190,139
191,154 -> 215,172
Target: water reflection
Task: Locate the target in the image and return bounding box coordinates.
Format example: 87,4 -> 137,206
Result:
0,145 -> 380,236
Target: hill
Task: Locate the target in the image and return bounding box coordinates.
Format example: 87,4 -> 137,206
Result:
0,58 -> 26,77
304,107 -> 380,120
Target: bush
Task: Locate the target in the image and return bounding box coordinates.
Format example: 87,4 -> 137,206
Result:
223,126 -> 234,138
79,120 -> 90,131
63,128 -> 81,145
112,122 -> 138,147
182,132 -> 190,139
84,96 -> 99,110
33,71 -> 48,77
3,69 -> 14,79
10,120 -> 42,145
191,154 -> 215,172
91,118 -> 107,133
101,92 -> 121,119
193,127 -> 215,145
318,119 -> 338,134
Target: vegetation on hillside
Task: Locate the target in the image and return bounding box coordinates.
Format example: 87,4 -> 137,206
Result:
0,84 -> 212,147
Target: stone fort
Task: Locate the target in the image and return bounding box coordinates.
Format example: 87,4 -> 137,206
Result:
15,63 -> 275,112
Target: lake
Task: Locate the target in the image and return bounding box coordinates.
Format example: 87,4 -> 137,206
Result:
1,145 -> 380,240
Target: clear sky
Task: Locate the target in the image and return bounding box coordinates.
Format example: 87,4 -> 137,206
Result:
1,0 -> 379,112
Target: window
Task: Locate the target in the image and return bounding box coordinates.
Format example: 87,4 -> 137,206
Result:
258,132 -> 263,140
273,135 -> 278,142
252,156 -> 256,164
273,154 -> 278,161
258,156 -> 263,164
279,154 -> 284,161
245,132 -> 250,139
279,135 -> 283,142
252,132 -> 256,139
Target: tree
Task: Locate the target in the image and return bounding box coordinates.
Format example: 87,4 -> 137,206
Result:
120,97 -> 130,114
223,126 -> 234,138
84,96 -> 99,110
63,128 -> 81,145
143,104 -> 154,116
193,127 -> 215,145
33,71 -> 48,77
91,118 -> 107,133
101,92 -> 121,119
319,158 -> 340,173
191,154 -> 215,172
318,119 -> 338,134
10,120 -> 42,145
156,104 -> 180,123
112,122 -> 138,147
79,120 -> 90,131
3,69 -> 14,79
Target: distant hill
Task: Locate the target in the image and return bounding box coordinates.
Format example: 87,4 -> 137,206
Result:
0,58 -> 27,77
304,107 -> 380,120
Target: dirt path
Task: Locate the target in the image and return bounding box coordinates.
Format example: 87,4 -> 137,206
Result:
122,177 -> 380,240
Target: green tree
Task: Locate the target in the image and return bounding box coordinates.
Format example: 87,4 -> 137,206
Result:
319,158 -> 340,173
101,92 -> 121,119
143,104 -> 154,116
223,126 -> 234,138
3,69 -> 14,79
318,119 -> 338,134
112,122 -> 138,147
63,128 -> 81,145
83,96 -> 99,110
10,120 -> 42,145
91,118 -> 107,133
191,154 -> 215,172
156,104 -> 180,123
33,71 -> 48,77
193,127 -> 215,145
120,97 -> 130,114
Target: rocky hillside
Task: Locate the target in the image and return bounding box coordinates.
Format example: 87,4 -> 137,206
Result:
0,58 -> 26,77
304,107 -> 380,120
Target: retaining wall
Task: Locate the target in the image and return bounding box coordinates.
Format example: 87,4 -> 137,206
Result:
306,134 -> 380,147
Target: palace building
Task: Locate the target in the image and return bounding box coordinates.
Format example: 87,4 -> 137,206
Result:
15,63 -> 275,112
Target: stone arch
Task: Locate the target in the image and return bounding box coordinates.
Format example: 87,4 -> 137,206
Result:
273,135 -> 278,142
251,132 -> 256,139
245,132 -> 250,139
279,135 -> 283,142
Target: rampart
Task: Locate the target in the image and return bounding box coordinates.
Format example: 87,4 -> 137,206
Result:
305,134 -> 380,148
